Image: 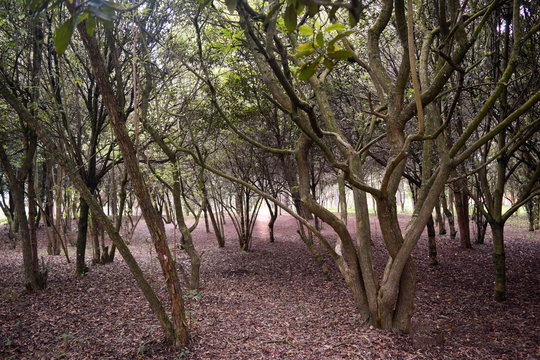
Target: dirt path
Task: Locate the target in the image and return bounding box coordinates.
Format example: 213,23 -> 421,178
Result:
0,214 -> 538,359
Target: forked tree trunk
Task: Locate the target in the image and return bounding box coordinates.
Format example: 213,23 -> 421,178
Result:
441,190 -> 457,238
376,196 -> 417,332
435,199 -> 446,235
265,199 -> 278,243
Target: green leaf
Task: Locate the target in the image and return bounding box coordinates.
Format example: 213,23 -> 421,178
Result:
327,50 -> 353,60
225,0 -> 238,13
323,58 -> 335,70
54,17 -> 74,55
297,62 -> 317,80
327,30 -> 354,48
85,15 -> 96,36
298,25 -> 313,36
324,23 -> 346,32
315,32 -> 324,47
326,42 -> 340,54
296,42 -> 314,53
77,12 -> 89,24
284,5 -> 297,32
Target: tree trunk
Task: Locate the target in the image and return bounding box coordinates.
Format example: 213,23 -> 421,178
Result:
76,199 -> 90,275
427,215 -> 438,265
525,197 -> 537,231
474,204 -> 488,244
338,170 -> 348,225
172,171 -> 201,290
490,221 -> 506,302
376,196 -> 416,333
444,189 -> 457,239
91,213 -> 101,264
18,179 -> 47,291
202,205 -> 210,232
44,161 -> 55,254
266,200 -> 277,243
454,184 -> 472,248
201,180 -> 225,247
75,21 -> 189,345
53,166 -> 63,255
435,199 -> 446,235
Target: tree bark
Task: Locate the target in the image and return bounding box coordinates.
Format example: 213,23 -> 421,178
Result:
266,200 -> 278,243
454,183 -> 472,248
427,215 -> 438,265
201,179 -> 225,247
490,221 -> 506,301
434,199 -> 446,235
172,170 -> 201,290
441,190 -> 457,238
76,199 -> 90,275
53,166 -> 63,255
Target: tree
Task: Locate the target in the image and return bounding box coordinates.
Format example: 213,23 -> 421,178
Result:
220,0 -> 540,332
0,2 -> 48,291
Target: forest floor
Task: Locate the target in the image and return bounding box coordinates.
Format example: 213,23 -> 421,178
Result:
0,213 -> 539,359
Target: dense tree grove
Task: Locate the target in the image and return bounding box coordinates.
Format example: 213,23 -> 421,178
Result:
0,0 -> 538,350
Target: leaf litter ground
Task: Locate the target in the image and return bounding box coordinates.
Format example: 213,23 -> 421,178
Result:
0,214 -> 538,359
